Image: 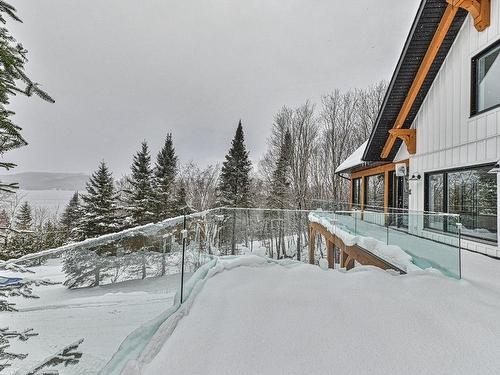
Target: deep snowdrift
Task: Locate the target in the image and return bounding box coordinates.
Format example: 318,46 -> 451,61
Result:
135,254 -> 500,375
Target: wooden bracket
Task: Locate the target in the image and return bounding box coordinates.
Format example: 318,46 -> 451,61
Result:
389,129 -> 416,155
447,0 -> 490,31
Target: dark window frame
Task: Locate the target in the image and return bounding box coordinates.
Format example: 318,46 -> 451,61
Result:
471,38 -> 500,117
424,171 -> 448,232
352,177 -> 362,206
424,163 -> 497,243
364,173 -> 385,211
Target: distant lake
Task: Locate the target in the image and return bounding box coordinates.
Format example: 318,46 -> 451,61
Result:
17,189 -> 76,215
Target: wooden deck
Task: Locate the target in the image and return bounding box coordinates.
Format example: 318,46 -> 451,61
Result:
308,221 -> 406,274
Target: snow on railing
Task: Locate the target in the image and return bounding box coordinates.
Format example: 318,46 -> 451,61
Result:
309,209 -> 462,279
0,210 -> 218,268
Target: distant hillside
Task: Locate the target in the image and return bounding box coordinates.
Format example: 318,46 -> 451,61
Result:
0,172 -> 89,191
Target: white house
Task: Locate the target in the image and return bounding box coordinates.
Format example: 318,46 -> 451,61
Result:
336,0 -> 500,258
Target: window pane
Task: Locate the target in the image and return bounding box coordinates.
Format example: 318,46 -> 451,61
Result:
352,178 -> 361,207
477,44 -> 500,112
427,174 -> 444,231
365,174 -> 384,211
448,167 -> 497,242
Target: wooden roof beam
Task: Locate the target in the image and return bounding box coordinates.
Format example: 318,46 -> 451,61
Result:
447,0 -> 490,31
389,128 -> 416,154
380,4 -> 458,159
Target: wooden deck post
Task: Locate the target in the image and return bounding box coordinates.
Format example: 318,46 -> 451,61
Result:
308,221 -> 405,274
343,246 -> 355,270
308,226 -> 316,265
327,240 -> 334,269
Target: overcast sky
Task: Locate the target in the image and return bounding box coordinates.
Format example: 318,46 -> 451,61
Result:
6,0 -> 420,177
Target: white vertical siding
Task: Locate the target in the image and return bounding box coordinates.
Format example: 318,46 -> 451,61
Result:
408,2 -> 500,256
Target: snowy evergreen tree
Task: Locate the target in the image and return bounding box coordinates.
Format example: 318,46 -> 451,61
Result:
172,180 -> 192,216
125,142 -> 156,226
81,161 -> 119,238
23,338 -> 84,374
60,192 -> 83,241
0,208 -> 9,226
15,201 -> 32,230
63,248 -> 107,288
41,220 -> 63,250
268,129 -> 292,209
265,130 -> 293,259
154,133 -> 178,220
0,327 -> 37,371
218,120 -> 252,208
0,2 -> 54,193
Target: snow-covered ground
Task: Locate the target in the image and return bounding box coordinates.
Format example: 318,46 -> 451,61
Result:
3,250 -> 500,374
136,251 -> 500,375
2,258 -> 178,374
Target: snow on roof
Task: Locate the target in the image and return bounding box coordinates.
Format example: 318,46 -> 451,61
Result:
335,141 -> 368,174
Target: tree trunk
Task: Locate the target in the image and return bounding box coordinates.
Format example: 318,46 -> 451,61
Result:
161,248 -> 166,276
94,266 -> 100,287
141,253 -> 146,280
296,208 -> 303,261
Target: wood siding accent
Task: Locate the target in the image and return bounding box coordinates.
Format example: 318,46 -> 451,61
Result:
351,160 -> 409,180
384,170 -> 390,214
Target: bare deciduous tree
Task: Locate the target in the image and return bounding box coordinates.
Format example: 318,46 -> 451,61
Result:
259,81 -> 387,208
180,162 -> 221,211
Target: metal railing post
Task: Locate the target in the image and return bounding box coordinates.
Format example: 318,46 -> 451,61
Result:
180,214 -> 187,303
457,221 -> 462,280
386,212 -> 389,245
354,209 -> 358,236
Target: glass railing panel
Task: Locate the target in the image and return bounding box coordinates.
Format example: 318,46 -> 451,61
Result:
352,211 -> 388,244
180,211 -> 217,303
206,208 -> 313,262
308,209 -> 462,279
388,212 -> 461,279
2,216 -> 188,374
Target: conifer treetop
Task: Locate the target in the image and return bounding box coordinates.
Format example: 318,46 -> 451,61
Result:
81,161 -> 119,237
154,133 -> 179,220
126,141 -> 156,226
218,120 -> 252,208
15,201 -> 32,230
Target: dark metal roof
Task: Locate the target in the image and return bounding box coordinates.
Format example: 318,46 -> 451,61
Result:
363,0 -> 467,162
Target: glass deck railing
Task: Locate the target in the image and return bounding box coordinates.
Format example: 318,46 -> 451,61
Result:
1,205 -> 463,374
309,209 -> 461,278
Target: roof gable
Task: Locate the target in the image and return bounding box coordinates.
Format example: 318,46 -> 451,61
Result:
363,0 -> 467,162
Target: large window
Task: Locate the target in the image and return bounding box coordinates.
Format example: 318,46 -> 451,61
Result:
426,173 -> 445,231
425,165 -> 497,242
352,178 -> 361,208
365,174 -> 384,211
472,40 -> 500,115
